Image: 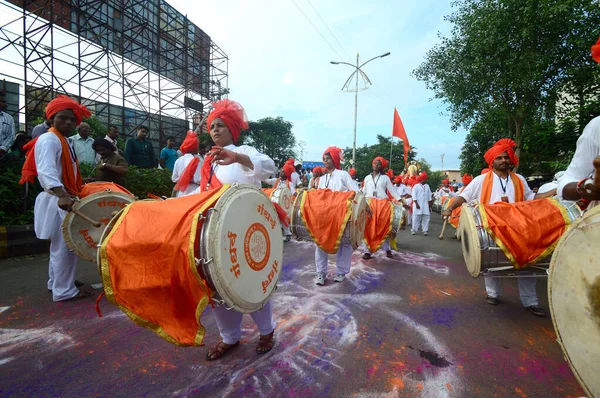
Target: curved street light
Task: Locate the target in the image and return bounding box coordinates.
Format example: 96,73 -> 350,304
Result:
331,52 -> 391,166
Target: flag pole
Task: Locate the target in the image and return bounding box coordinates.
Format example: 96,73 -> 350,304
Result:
389,107 -> 395,170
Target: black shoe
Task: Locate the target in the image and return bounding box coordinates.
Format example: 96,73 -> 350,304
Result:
362,253 -> 372,260
74,280 -> 84,287
526,306 -> 546,317
485,295 -> 499,305
284,235 -> 291,243
386,250 -> 393,258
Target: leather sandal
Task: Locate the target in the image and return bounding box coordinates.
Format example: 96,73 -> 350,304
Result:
386,250 -> 393,258
256,330 -> 275,354
206,341 -> 240,361
362,253 -> 372,260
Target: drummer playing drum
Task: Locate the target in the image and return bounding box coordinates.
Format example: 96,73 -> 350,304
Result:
443,139 -> 554,316
197,99 -> 279,360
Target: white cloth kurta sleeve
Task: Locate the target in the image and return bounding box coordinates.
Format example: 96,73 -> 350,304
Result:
342,170 -> 360,192
516,174 -> 535,201
384,176 -> 400,200
235,145 -> 276,180
35,133 -> 64,190
557,116 -> 600,199
459,174 -> 485,203
265,177 -> 278,186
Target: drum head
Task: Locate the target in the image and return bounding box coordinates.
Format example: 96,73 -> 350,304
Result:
549,205 -> 600,398
204,185 -> 284,313
62,192 -> 135,262
459,204 -> 482,278
349,192 -> 367,250
290,190 -> 305,238
271,187 -> 293,218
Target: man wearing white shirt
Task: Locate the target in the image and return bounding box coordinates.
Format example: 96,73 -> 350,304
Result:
362,156 -> 401,259
0,91 -> 15,158
69,122 -> 97,164
411,173 -> 433,235
315,146 -> 360,285
443,138 -> 548,316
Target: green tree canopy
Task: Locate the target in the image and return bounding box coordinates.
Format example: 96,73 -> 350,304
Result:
242,117 -> 297,168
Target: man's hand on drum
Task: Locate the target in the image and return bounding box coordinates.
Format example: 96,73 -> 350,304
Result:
57,195 -> 75,212
581,179 -> 600,201
442,209 -> 452,218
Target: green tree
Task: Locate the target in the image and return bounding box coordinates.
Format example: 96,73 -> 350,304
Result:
241,117 -> 297,168
413,0 -> 600,164
341,135 -> 417,179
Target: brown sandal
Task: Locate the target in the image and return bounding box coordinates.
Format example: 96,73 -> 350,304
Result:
206,341 -> 240,361
256,330 -> 275,354
386,250 -> 393,258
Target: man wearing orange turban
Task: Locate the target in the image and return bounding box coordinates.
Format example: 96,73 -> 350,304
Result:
20,95 -> 92,302
172,131 -> 202,197
443,138 -> 547,316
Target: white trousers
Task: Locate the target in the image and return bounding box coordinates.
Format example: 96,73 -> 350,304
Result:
364,238 -> 390,255
484,275 -> 538,307
211,300 -> 276,345
47,215 -> 79,302
283,225 -> 291,236
411,214 -> 430,233
315,243 -> 353,275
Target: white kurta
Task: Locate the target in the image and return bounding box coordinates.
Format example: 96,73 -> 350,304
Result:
316,169 -> 359,192
411,183 -> 432,215
291,171 -> 301,188
557,116 -> 600,199
434,187 -> 457,200
460,172 -> 535,204
171,153 -> 202,197
362,173 -> 400,200
265,177 -> 295,194
33,132 -> 80,302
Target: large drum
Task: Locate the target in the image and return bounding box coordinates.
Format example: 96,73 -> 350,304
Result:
263,187 -> 293,219
391,201 -> 407,233
291,190 -> 367,251
100,184 -> 283,316
459,199 -> 582,278
549,205 -> 600,398
62,189 -> 135,262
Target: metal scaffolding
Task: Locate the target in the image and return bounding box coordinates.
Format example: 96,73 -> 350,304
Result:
0,0 -> 228,150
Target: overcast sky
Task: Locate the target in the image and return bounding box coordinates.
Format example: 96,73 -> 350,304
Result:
168,0 -> 467,170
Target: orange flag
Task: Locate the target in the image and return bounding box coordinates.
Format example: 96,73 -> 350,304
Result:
393,108 -> 410,163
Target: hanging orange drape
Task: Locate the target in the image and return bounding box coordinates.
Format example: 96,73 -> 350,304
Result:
80,182 -> 133,198
478,198 -> 571,269
99,185 -> 229,346
262,188 -> 276,198
300,189 -> 355,253
363,198 -> 394,253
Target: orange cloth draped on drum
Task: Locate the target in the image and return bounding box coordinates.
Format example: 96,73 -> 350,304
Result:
363,198 -> 394,253
99,186 -> 229,346
300,189 -> 355,253
80,182 -> 133,198
443,197 -> 462,229
480,170 -> 524,204
262,188 -> 276,198
478,198 -> 572,269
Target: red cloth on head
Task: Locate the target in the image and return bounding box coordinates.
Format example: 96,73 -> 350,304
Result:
180,131 -> 199,154
408,176 -> 417,186
386,169 -> 394,180
285,158 -> 295,168
442,178 -> 450,185
283,164 -> 295,180
418,172 -> 428,183
323,146 -> 343,169
348,168 -> 357,178
46,95 -> 91,126
592,37 -> 600,63
206,99 -> 248,144
462,173 -> 473,186
393,176 -> 402,184
313,166 -> 323,177
372,156 -> 388,170
484,138 -> 519,167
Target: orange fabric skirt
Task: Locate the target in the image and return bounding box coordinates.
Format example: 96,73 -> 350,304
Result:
300,189 -> 355,253
478,198 -> 572,269
363,198 -> 393,253
80,181 -> 132,198
99,186 -> 229,346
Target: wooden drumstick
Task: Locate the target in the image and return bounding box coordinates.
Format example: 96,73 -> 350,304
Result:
72,210 -> 103,228
593,156 -> 600,189
439,217 -> 448,240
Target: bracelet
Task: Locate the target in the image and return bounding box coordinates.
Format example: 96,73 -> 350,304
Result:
576,178 -> 591,197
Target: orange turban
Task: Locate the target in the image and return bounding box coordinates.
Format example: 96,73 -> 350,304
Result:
180,130 -> 199,154
408,175 -> 417,186
283,163 -> 295,180
348,168 -> 357,178
372,157 -> 388,170
484,138 -> 519,167
462,173 -> 473,185
393,176 -> 402,184
442,178 -> 450,185
323,146 -> 343,170
386,169 -> 394,180
418,172 -> 428,183
592,37 -> 600,63
46,95 -> 91,126
206,99 -> 248,144
313,166 -> 323,177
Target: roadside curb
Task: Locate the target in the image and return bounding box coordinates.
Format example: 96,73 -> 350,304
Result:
0,225 -> 49,258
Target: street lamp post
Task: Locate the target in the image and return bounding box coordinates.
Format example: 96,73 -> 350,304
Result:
441,154 -> 445,174
331,51 -> 390,166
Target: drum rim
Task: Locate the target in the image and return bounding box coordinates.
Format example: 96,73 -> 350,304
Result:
96,207 -> 126,269
548,204 -> 600,398
62,191 -> 136,262
203,184 -> 283,313
349,192 -> 367,250
270,187 -> 293,216
460,204 -> 482,278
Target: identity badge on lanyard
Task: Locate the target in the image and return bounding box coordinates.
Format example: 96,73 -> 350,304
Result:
372,175 -> 381,198
498,175 -> 510,203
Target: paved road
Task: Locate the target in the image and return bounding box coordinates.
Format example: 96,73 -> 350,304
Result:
0,216 -> 585,397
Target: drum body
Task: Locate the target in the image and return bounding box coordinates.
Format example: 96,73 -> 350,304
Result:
62,191 -> 135,261
391,202 -> 407,233
459,200 -> 582,278
270,187 -> 293,218
549,205 -> 600,398
291,190 -> 367,250
196,185 -> 283,313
